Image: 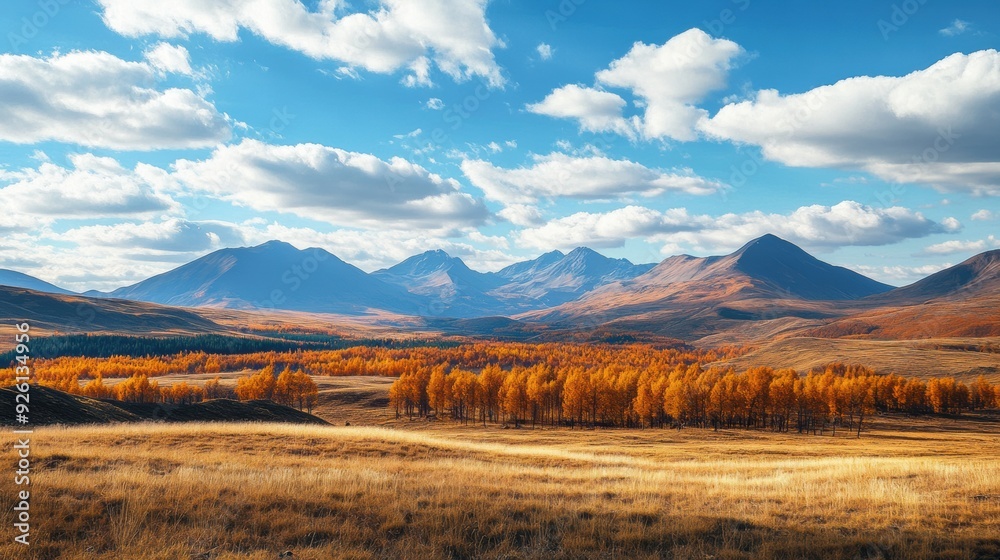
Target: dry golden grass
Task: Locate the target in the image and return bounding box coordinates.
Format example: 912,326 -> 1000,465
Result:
717,337 -> 1000,383
1,416 -> 999,559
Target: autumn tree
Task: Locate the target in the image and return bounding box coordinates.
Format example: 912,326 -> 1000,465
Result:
81,375 -> 113,399
113,374 -> 160,403
274,367 -> 319,412
235,365 -> 276,401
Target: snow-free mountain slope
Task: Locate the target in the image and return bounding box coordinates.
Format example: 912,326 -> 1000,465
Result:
0,269 -> 75,295
109,240 -> 421,315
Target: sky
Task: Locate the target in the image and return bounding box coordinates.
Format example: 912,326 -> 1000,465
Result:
0,0 -> 998,292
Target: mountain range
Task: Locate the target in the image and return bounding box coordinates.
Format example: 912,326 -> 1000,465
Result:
3,235 -> 1000,344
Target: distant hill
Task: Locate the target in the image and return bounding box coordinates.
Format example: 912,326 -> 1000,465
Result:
372,247 -> 655,316
108,240 -> 422,315
373,250 -> 507,317
15,235 -> 996,345
872,249 -> 1000,304
522,235 -> 892,342
804,250 -> 1000,340
0,269 -> 74,295
0,385 -> 328,426
0,285 -> 221,335
492,247 -> 655,308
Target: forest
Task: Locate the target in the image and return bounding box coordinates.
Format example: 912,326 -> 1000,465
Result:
389,361 -> 999,436
0,332 -> 449,361
2,340 -> 997,433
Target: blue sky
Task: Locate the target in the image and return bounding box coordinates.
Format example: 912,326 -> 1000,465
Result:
0,0 -> 998,291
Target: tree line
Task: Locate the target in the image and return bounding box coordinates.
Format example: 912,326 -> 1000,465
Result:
38,366 -> 319,412
2,342 -> 742,386
389,362 -> 1000,436
0,332 -> 455,362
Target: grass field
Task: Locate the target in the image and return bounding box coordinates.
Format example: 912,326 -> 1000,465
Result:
2,378 -> 999,559
716,337 -> 1000,383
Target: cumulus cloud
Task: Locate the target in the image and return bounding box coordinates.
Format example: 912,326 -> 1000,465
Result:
701,50 -> 1000,195
919,236 -> 1000,256
852,263 -> 952,284
518,206 -> 703,249
426,97 -> 445,110
462,152 -> 727,205
527,28 -> 743,141
97,0 -> 505,87
516,201 -> 953,251
971,209 -> 995,221
173,139 -> 489,229
526,85 -> 637,137
498,204 -> 545,227
58,218 -> 246,253
595,28 -> 743,141
144,42 -> 194,75
0,50 -> 230,150
536,43 -> 553,60
0,153 -> 179,218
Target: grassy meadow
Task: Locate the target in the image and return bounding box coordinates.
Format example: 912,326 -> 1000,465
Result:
2,397 -> 999,559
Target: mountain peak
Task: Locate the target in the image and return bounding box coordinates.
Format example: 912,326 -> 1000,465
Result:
735,233 -> 796,253
378,250 -> 479,280
256,240 -> 297,250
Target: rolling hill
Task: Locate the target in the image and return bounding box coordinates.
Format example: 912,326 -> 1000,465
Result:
521,235 -> 892,341
0,269 -> 74,295
803,249 -> 1000,339
0,285 -> 222,335
0,385 -> 328,425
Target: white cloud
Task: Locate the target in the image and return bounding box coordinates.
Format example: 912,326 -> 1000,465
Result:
144,42 -> 194,75
596,28 -> 743,141
467,230 -> 509,249
0,226 -> 249,292
462,152 -> 727,205
518,206 -> 703,249
0,153 -> 178,218
97,0 -> 505,87
971,209 -> 995,221
920,236 -> 999,255
852,263 -> 952,285
536,43 -> 553,60
526,84 -> 637,137
498,204 -> 545,227
527,28 -> 743,141
0,50 -> 230,150
173,139 -> 489,229
58,218 -> 246,252
236,222 -> 519,272
516,201 -> 953,251
939,19 -> 970,36
701,50 -> 1000,195
426,97 -> 445,110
